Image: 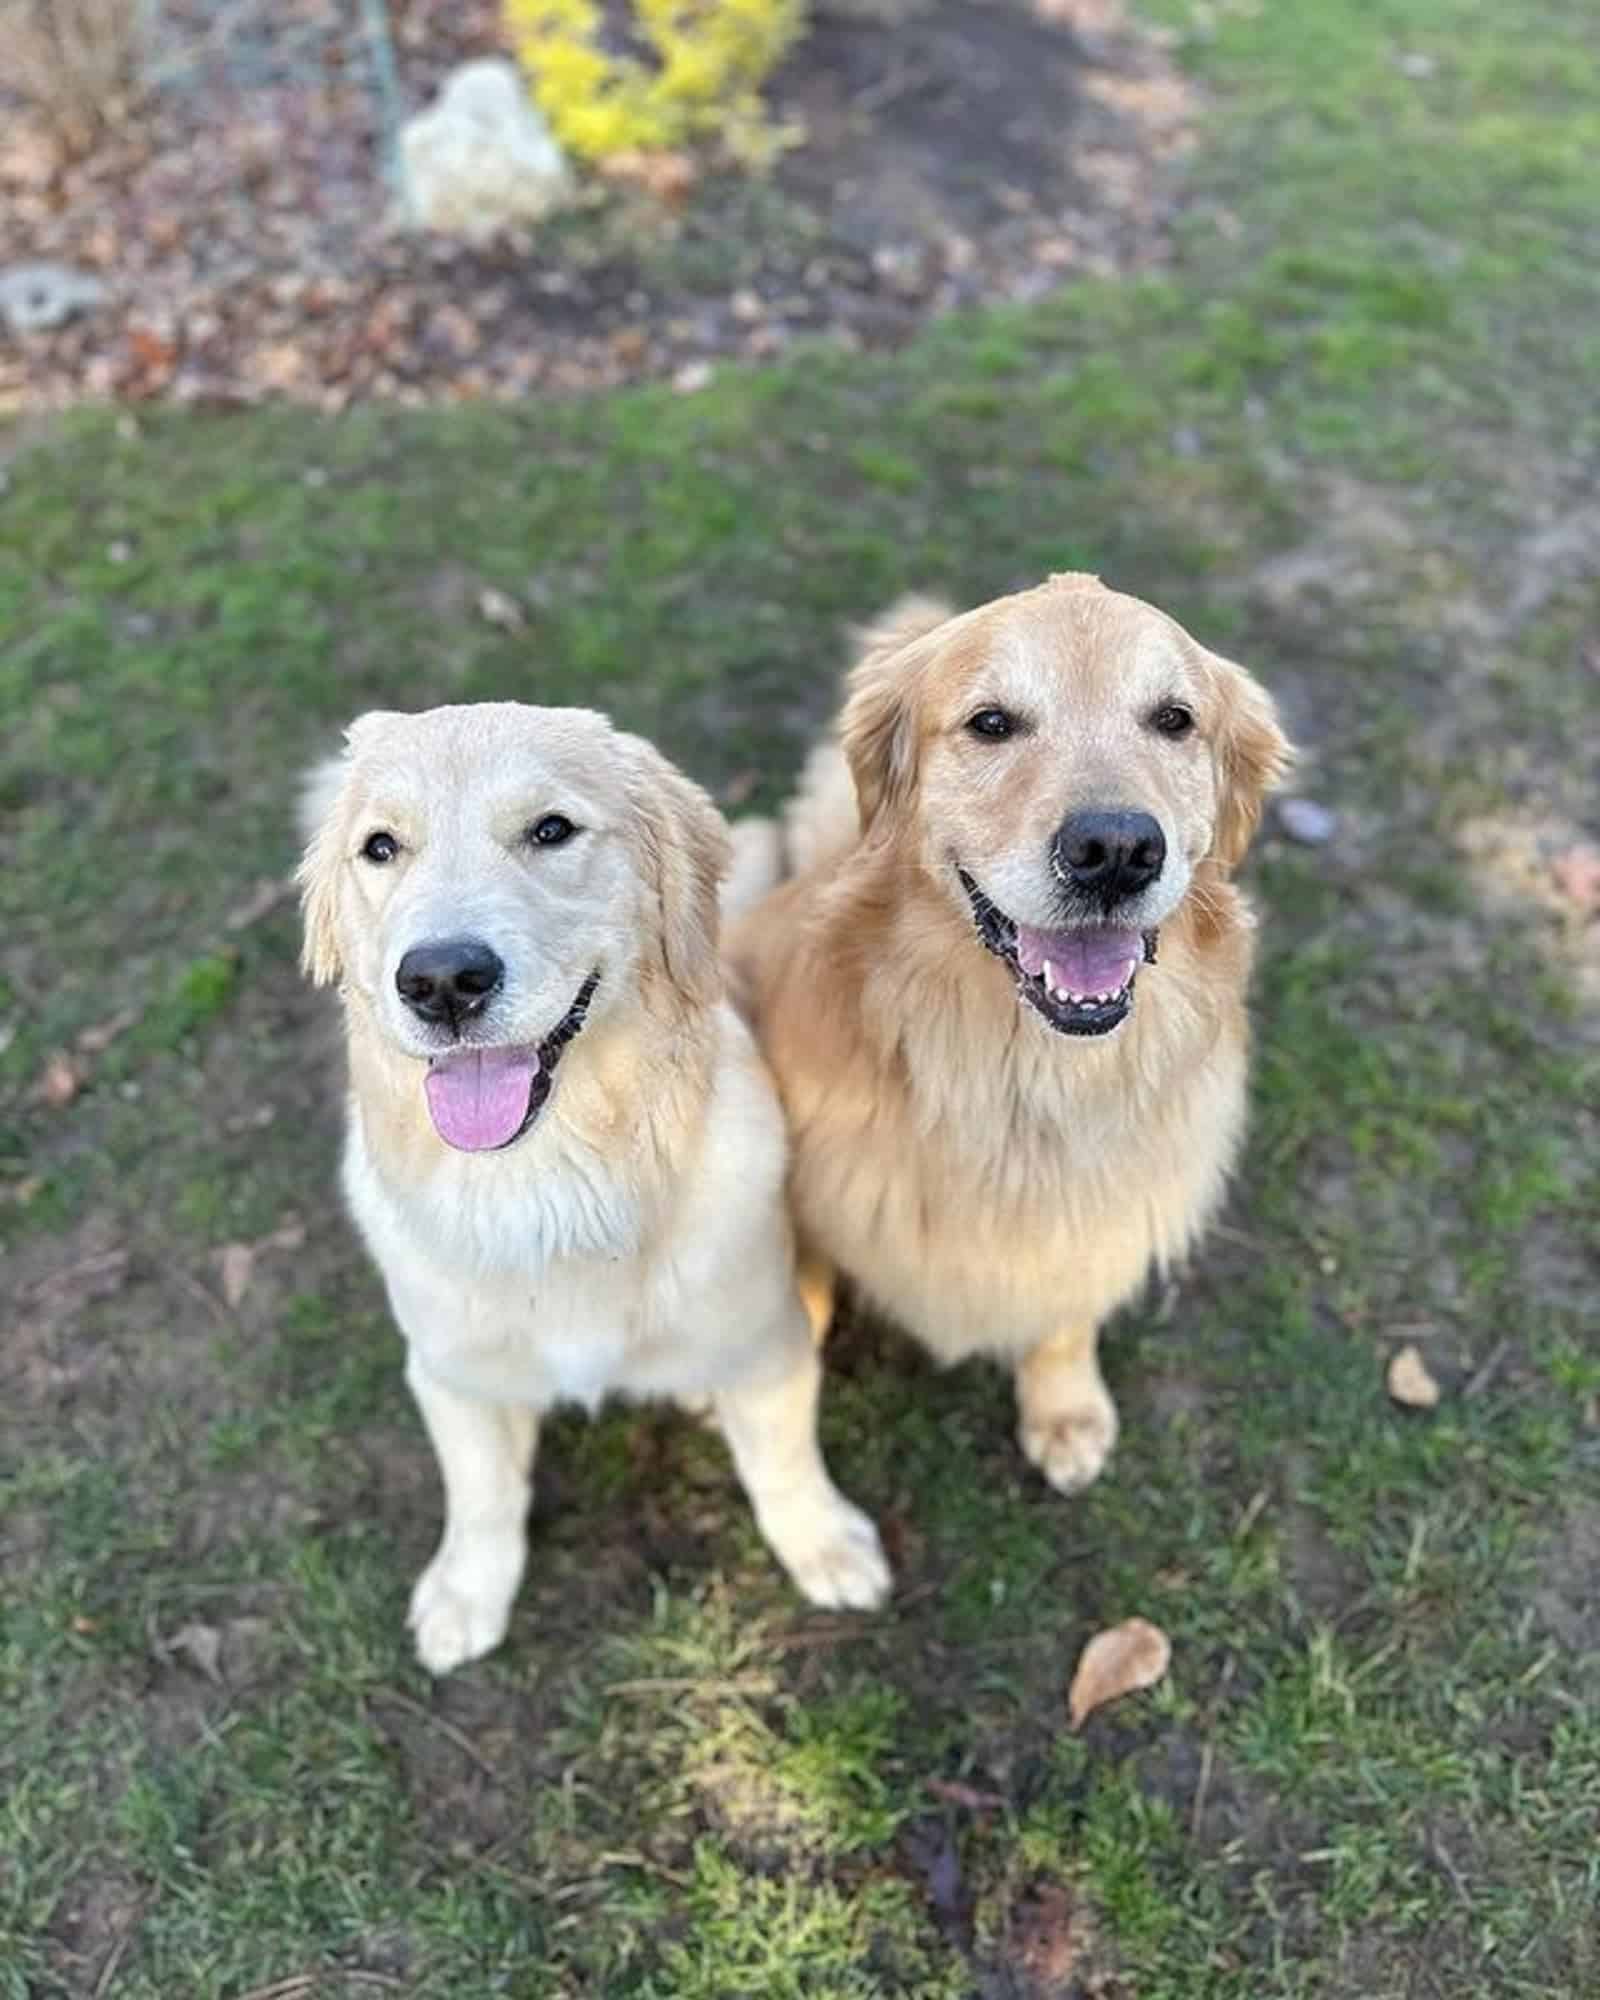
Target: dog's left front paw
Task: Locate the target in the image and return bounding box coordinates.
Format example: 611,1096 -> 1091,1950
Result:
770,1495 -> 892,1611
1018,1390 -> 1119,1495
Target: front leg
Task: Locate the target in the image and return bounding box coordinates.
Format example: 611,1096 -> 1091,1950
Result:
406,1356 -> 540,1674
715,1338 -> 890,1611
1015,1319 -> 1118,1494
795,1245 -> 837,1347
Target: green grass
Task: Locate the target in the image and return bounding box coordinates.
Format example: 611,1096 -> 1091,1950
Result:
3,0 -> 1599,1993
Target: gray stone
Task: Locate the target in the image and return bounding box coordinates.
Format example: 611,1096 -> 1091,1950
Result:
0,262 -> 106,335
1276,796 -> 1338,846
398,59 -> 573,244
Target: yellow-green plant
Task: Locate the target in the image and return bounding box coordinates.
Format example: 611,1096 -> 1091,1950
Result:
504,0 -> 805,163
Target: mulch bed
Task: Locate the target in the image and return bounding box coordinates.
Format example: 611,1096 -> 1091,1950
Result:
0,0 -> 1193,411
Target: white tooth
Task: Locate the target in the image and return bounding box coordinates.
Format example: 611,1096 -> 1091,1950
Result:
1042,959 -> 1058,996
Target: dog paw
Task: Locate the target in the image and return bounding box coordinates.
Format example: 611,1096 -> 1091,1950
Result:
772,1495 -> 892,1611
1019,1390 -> 1119,1495
408,1554 -> 516,1675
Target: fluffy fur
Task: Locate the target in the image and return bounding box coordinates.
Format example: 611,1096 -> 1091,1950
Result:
298,702 -> 888,1673
727,575 -> 1292,1494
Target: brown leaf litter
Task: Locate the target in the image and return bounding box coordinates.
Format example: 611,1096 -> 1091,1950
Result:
2,0 -> 1191,412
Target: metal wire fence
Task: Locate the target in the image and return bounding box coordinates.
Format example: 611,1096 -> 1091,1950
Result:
140,0 -> 410,185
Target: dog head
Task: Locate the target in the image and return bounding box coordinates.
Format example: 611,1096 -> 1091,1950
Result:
298,703 -> 728,1150
842,574 -> 1292,1036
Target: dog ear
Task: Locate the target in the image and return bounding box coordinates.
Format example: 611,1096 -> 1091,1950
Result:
295,711 -> 409,986
1203,650 -> 1294,869
625,737 -> 731,1012
295,749 -> 351,988
840,595 -> 953,828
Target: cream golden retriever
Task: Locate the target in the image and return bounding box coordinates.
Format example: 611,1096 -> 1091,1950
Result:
298,703 -> 889,1674
727,574 -> 1292,1495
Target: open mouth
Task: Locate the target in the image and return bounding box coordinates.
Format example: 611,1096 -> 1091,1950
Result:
957,869 -> 1155,1038
422,970 -> 599,1152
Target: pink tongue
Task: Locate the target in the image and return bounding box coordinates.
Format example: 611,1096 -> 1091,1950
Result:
1014,924 -> 1141,997
424,1047 -> 540,1152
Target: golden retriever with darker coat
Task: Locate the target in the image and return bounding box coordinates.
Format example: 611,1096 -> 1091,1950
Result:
727,574 -> 1292,1495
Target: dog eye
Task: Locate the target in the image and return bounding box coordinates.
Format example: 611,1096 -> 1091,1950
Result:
966,708 -> 1017,740
361,831 -> 399,864
1150,703 -> 1195,739
529,814 -> 578,847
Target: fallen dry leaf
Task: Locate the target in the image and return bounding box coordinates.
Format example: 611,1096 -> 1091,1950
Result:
0,121 -> 62,189
127,325 -> 178,375
1006,1881 -> 1084,1995
165,1620 -> 223,1682
218,1242 -> 255,1309
1068,1616 -> 1172,1728
36,1051 -> 84,1107
926,1777 -> 1006,1812
248,341 -> 309,390
217,1217 -> 307,1307
600,147 -> 698,206
1551,844 -> 1600,918
76,1005 -> 138,1054
1387,1343 -> 1441,1409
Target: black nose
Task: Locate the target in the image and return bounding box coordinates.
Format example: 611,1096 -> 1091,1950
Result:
395,938 -> 504,1029
1053,810 -> 1167,905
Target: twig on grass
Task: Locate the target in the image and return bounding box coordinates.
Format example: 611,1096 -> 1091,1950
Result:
1425,1828 -> 1474,1910
773,1577 -> 946,1649
162,1260 -> 233,1327
1463,1339 -> 1512,1398
234,1979 -> 315,2000
1234,1486 -> 1271,1539
606,1671 -> 776,1698
1191,1654 -> 1237,1843
1190,1738 -> 1216,1841
367,1687 -> 500,1781
91,1897 -> 144,1999
235,1973 -> 404,2000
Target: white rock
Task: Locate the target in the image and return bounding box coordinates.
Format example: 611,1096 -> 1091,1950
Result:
399,60 -> 573,244
1276,796 -> 1338,846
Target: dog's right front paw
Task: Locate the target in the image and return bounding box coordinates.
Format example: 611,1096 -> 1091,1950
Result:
408,1552 -> 517,1675
771,1494 -> 893,1612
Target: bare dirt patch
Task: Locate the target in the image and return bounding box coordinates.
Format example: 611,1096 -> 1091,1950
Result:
1530,1496 -> 1600,1667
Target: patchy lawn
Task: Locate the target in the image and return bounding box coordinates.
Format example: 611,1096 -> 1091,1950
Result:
3,0 -> 1598,1995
